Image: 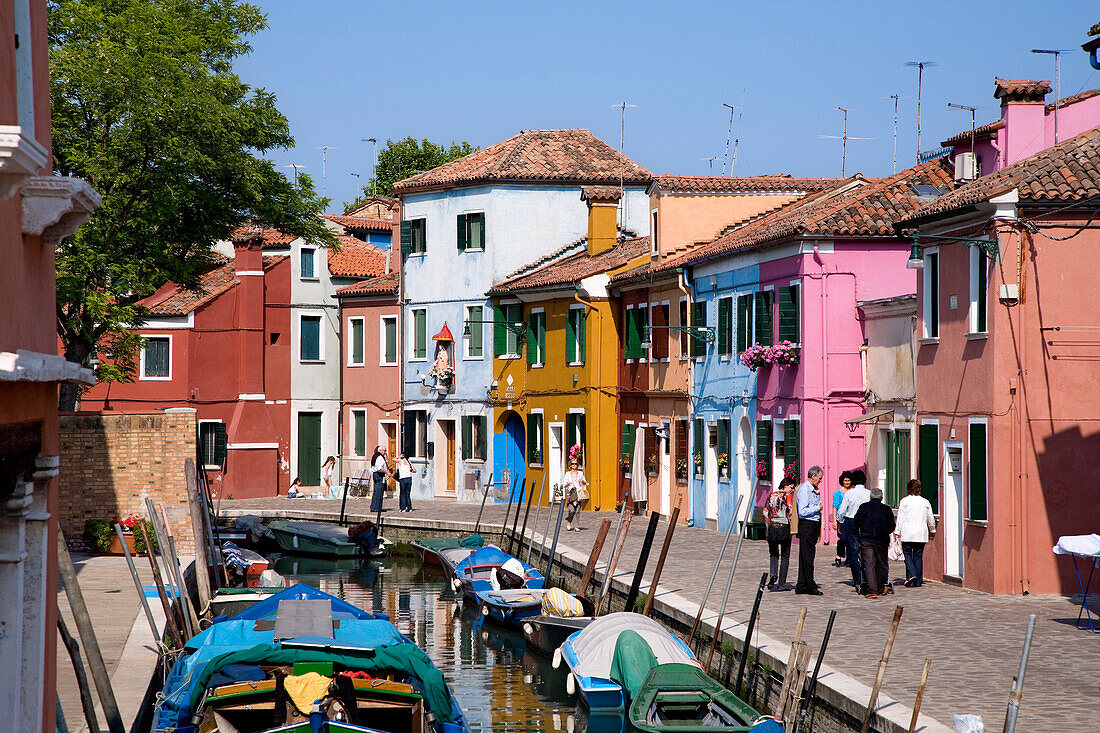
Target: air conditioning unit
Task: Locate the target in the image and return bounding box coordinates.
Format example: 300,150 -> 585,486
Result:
955,152 -> 979,182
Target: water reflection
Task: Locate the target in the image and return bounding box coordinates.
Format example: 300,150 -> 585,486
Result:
277,554 -> 616,732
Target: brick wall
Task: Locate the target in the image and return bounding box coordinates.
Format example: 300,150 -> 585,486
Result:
58,411 -> 198,555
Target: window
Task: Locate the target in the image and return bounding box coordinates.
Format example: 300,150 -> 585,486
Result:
917,422 -> 939,513
465,305 -> 484,358
621,422 -> 636,472
494,302 -> 523,357
351,409 -> 367,457
717,297 -> 733,356
411,309 -> 427,359
755,419 -> 772,482
567,306 -> 586,364
624,306 -> 646,360
651,303 -> 670,360
381,316 -> 398,365
403,410 -> 428,458
885,428 -> 910,507
754,290 -> 774,346
348,317 -> 364,366
675,419 -> 689,483
922,249 -> 939,339
461,415 -> 487,461
140,336 -> 171,379
736,294 -> 752,354
300,247 -> 317,279
400,218 -> 427,255
784,419 -> 800,475
690,301 -> 707,357
198,421 -> 226,468
777,284 -> 800,343
969,246 -> 988,334
527,309 -> 546,366
968,421 -> 987,521
678,298 -> 689,359
527,412 -> 544,464
650,209 -> 659,255
717,419 -> 731,480
300,314 -> 323,361
693,419 -> 704,474
566,412 -> 586,463
457,212 -> 485,251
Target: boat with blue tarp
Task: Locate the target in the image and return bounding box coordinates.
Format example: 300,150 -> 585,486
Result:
152,584 -> 470,733
450,546 -> 544,601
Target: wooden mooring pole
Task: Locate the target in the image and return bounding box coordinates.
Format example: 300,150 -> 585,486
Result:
624,511 -> 661,612
137,522 -> 184,648
184,457 -> 213,615
861,605 -> 904,733
56,615 -> 98,733
597,511 -> 633,615
579,518 -> 612,597
908,658 -> 932,733
643,506 -> 679,616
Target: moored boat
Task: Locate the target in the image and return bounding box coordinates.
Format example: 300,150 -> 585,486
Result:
152,584 -> 470,733
268,520 -> 390,558
629,663 -> 784,732
477,585 -> 594,631
411,533 -> 484,566
523,615 -> 593,656
451,546 -> 544,601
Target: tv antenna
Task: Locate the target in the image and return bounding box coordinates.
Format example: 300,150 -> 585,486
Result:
703,156 -> 719,174
882,94 -> 908,173
722,92 -> 745,175
316,146 -> 336,198
612,102 -> 637,224
362,137 -> 379,194
905,61 -> 938,164
1031,49 -> 1070,142
818,107 -> 873,177
947,102 -> 978,161
285,163 -> 305,183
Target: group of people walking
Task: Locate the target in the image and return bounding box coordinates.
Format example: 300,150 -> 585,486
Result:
287,448 -> 417,512
764,465 -> 937,597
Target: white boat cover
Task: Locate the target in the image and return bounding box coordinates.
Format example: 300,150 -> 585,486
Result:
568,612 -> 698,679
1053,534 -> 1100,560
484,588 -> 546,605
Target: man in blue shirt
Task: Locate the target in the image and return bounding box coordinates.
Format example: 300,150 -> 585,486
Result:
795,465 -> 825,595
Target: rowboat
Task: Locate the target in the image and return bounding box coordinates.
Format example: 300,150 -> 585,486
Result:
629,663 -> 784,732
410,533 -> 484,566
523,615 -> 593,656
268,521 -> 390,558
555,612 -> 698,712
450,546 -> 544,601
152,584 -> 470,733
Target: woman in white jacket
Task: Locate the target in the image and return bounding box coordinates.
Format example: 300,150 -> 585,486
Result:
895,478 -> 937,587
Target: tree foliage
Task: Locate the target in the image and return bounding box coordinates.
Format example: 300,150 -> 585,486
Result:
345,137 -> 477,209
50,0 -> 335,407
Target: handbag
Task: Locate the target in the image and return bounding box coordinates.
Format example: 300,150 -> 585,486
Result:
888,534 -> 904,562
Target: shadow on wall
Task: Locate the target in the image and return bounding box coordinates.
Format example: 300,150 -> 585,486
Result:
1036,423 -> 1100,593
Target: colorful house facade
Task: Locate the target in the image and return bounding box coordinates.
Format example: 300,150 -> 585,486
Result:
394,129 -> 650,500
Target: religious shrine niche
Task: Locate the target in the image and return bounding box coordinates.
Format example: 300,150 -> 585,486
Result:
429,322 -> 455,392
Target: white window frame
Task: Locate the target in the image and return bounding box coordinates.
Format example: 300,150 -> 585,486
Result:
380,315 -> 398,366
198,419 -> 224,470
409,308 -> 427,362
921,247 -> 940,341
567,304 -> 585,366
350,408 -> 368,457
406,218 -> 427,256
968,245 -> 989,337
966,416 -> 989,522
625,304 -> 636,363
501,300 -> 522,359
139,334 -> 173,381
298,310 -> 326,363
650,208 -> 659,256
529,307 -> 546,367
786,279 -> 803,348
347,316 -> 365,366
463,210 -> 486,251
464,304 -> 485,360
300,245 -> 319,280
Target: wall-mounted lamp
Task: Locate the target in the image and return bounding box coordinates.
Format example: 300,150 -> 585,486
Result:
906,238 -> 924,269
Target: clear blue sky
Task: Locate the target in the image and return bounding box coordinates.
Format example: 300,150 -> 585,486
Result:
235,0 -> 1100,212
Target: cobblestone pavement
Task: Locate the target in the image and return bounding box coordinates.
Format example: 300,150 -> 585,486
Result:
223,497 -> 1100,732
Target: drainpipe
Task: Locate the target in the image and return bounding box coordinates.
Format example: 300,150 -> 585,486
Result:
676,268 -> 695,522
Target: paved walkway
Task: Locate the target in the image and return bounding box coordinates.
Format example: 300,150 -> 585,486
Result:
224,496 -> 1099,732
57,553 -> 165,733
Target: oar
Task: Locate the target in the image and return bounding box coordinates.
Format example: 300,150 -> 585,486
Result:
689,495 -> 744,644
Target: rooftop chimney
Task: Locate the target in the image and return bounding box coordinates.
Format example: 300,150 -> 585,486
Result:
581,186 -> 621,256
995,78 -> 1051,166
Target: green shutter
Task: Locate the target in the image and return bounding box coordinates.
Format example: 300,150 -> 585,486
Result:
414,310 -> 426,359
737,294 -> 751,353
784,419 -> 799,469
493,304 -> 506,356
918,423 -> 939,513
693,419 -> 704,462
691,302 -> 707,357
717,297 -> 730,355
566,414 -> 576,455
778,285 -> 800,343
717,420 -> 729,465
213,423 -> 228,465
976,251 -> 987,333
400,221 -> 412,254
566,309 -> 577,363
457,214 -> 467,251
461,417 -> 472,460
403,414 -> 417,456
625,308 -> 640,359
477,416 -> 487,460
527,312 -> 537,365
384,318 -> 397,364
756,420 -> 772,481
969,423 -> 987,521
468,306 -> 483,357
578,308 -> 586,364
354,412 -> 365,457
539,313 -> 546,364
351,319 -> 364,364
755,291 -> 773,346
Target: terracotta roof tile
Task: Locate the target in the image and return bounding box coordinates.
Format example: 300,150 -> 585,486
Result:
393,129 -> 651,193
142,256 -> 287,316
994,78 -> 1051,99
489,236 -> 650,294
1046,87 -> 1100,111
580,185 -> 623,201
941,119 -> 1005,147
1089,21 -> 1100,36
334,273 -> 399,297
903,125 -> 1100,223
650,174 -> 846,193
231,226 -> 297,247
324,214 -> 394,232
345,195 -> 398,214
327,236 -> 389,278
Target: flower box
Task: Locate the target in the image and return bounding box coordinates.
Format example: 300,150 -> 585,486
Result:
107,531 -> 137,556
740,341 -> 800,371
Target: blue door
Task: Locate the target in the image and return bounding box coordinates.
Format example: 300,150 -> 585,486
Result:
493,412 -> 526,502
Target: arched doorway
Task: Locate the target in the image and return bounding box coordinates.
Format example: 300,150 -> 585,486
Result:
494,411 -> 526,502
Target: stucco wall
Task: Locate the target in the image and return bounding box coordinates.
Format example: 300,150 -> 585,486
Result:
653,191 -> 801,253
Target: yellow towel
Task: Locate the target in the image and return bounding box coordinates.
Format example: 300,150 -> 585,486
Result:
541,587 -> 585,618
283,672 -> 332,714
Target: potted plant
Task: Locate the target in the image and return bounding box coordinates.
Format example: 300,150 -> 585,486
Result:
647,454 -> 659,477
83,515 -> 158,555
676,458 -> 688,483
621,455 -> 633,474
756,457 -> 771,482
783,461 -> 800,483
693,451 -> 704,477
717,452 -> 729,479
769,340 -> 800,368
530,449 -> 543,465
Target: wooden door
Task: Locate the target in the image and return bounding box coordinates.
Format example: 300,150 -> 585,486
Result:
438,420 -> 455,493
297,412 -> 322,486
384,422 -> 398,492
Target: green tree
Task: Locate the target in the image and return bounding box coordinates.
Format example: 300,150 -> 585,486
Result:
345,137 -> 477,209
50,0 -> 335,409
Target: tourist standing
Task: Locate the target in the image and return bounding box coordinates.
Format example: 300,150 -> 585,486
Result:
837,470 -> 871,592
833,471 -> 852,566
322,456 -> 338,499
895,479 -> 936,587
764,477 -> 797,591
794,465 -> 824,595
853,487 -> 896,597
562,460 -> 589,531
369,446 -> 390,513
396,452 -> 414,513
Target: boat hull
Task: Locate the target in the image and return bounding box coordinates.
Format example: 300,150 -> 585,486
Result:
268,521 -> 359,557
522,615 -> 593,656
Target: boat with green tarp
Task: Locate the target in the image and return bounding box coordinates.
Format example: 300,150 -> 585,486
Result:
628,663 -> 784,732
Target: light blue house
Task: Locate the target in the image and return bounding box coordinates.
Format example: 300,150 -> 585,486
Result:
394,129 -> 651,501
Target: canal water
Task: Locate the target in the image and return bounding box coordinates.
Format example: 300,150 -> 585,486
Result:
274,553 -> 617,732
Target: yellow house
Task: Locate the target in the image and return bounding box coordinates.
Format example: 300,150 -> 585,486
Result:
485,188 -> 648,511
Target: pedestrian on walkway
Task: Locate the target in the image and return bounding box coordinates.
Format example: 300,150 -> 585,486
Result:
369,446 -> 391,513
794,465 -> 824,595
396,452 -> 414,513
563,460 -> 589,531
833,470 -> 852,567
322,456 -> 339,499
853,486 -> 896,597
837,469 -> 871,592
895,478 -> 936,586
764,477 -> 797,591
